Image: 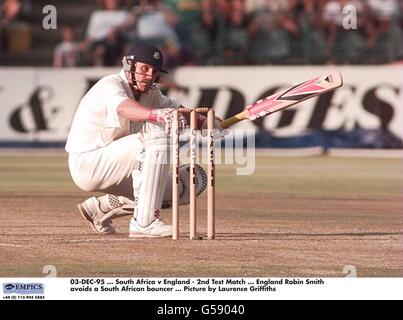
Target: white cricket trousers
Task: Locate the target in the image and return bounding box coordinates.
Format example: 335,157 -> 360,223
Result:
68,134 -> 145,200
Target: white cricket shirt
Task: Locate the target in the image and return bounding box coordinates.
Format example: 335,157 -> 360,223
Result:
65,69 -> 180,153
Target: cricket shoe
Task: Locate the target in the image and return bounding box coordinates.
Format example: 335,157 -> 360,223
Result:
129,217 -> 172,238
77,195 -> 134,235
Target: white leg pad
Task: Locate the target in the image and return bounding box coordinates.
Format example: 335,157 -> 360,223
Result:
134,131 -> 170,227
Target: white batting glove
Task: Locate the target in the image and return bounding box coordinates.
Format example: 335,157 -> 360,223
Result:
149,108 -> 186,133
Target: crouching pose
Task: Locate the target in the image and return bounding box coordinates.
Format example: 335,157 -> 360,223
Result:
65,44 -> 219,238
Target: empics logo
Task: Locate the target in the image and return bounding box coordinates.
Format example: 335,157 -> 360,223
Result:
4,284 -> 15,291
3,283 -> 44,294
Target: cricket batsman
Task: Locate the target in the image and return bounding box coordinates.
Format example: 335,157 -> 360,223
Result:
65,44 -> 221,238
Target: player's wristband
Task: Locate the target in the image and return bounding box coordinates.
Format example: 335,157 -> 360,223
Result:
149,109 -> 163,124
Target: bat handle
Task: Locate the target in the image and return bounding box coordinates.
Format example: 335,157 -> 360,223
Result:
220,111 -> 248,129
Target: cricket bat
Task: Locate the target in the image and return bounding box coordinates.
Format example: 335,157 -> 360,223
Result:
220,71 -> 343,129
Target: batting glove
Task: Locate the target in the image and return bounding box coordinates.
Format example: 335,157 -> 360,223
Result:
149,108 -> 187,133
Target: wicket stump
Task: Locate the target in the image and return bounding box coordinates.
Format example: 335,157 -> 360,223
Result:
171,108 -> 216,240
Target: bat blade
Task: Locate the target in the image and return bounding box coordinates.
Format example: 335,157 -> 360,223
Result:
221,71 -> 343,128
